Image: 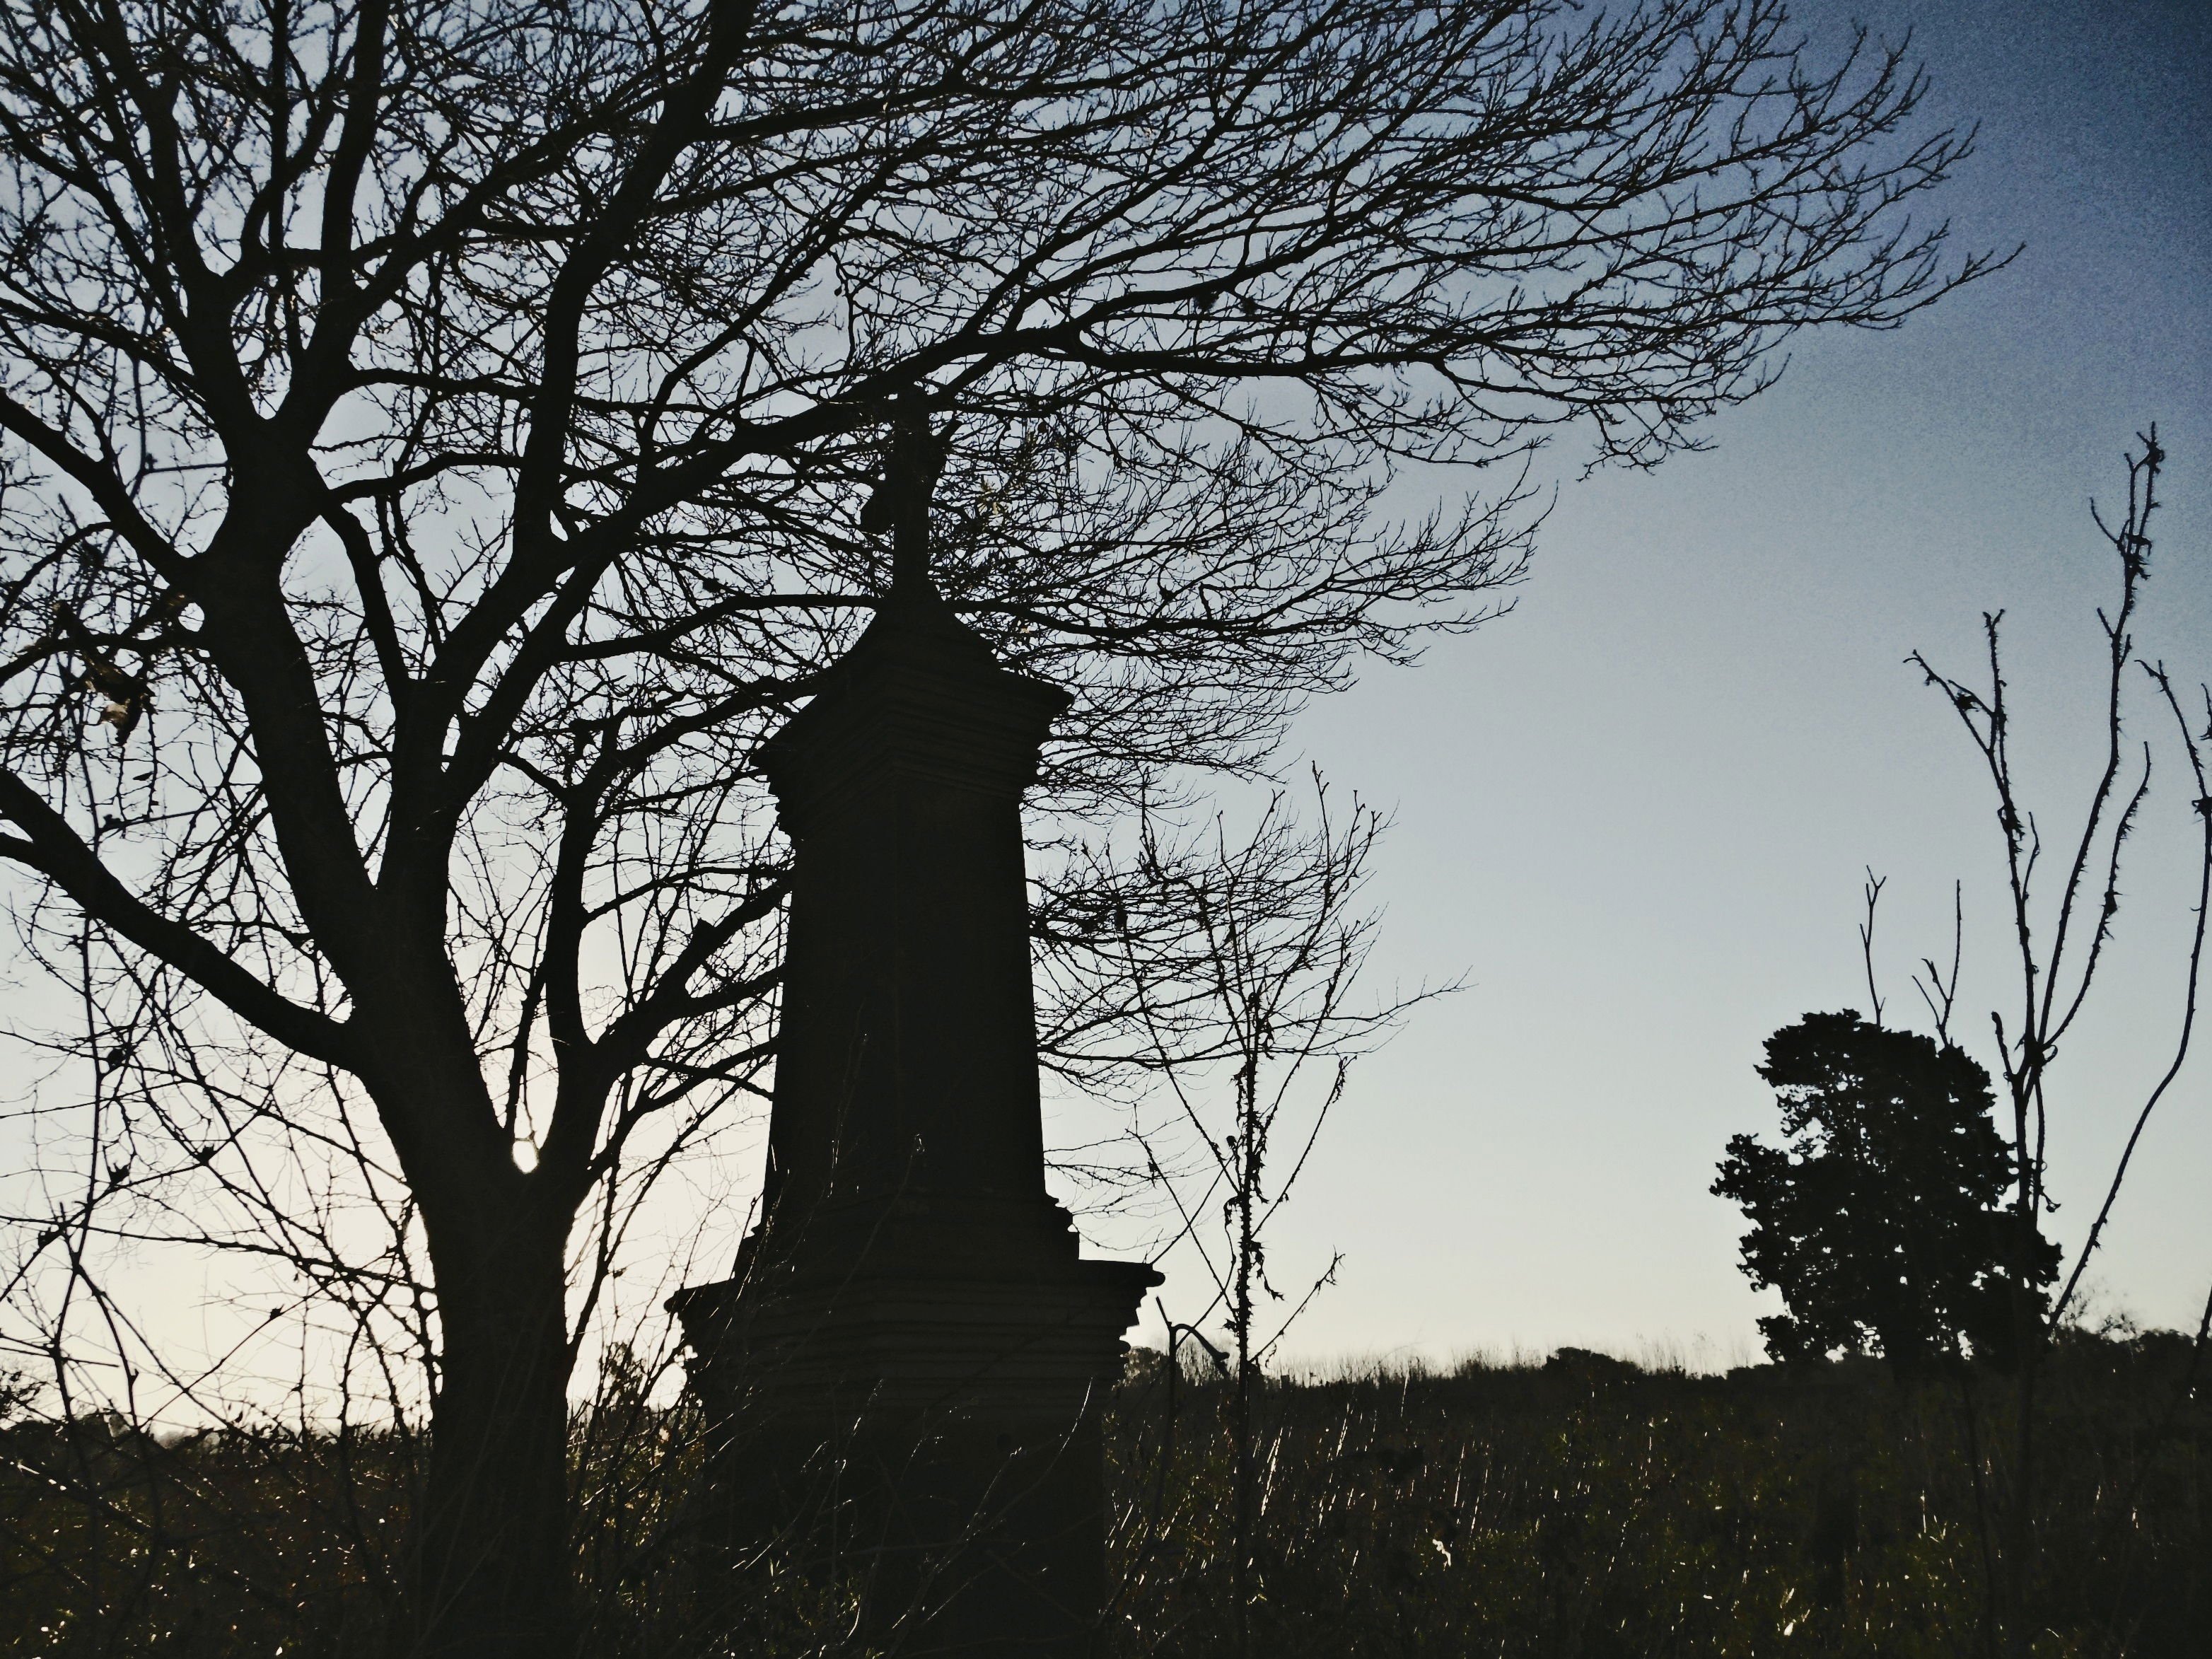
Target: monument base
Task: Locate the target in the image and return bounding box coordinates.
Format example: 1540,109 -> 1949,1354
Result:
673,1197 -> 1158,1655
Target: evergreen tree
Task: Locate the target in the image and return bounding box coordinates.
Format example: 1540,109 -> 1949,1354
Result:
1714,1011 -> 2059,1375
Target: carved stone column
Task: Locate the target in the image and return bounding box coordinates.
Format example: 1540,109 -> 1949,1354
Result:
673,589 -> 1158,1655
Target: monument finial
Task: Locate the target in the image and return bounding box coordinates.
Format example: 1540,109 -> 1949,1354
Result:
857,390 -> 946,603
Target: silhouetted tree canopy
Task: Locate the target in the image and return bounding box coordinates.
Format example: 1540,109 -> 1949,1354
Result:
0,0 -> 1989,1648
1715,1011 -> 2060,1375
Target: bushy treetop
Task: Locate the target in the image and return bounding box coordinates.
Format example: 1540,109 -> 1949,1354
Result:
1715,1011 -> 2059,1375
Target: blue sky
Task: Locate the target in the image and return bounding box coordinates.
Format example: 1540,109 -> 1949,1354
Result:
4,0 -> 2200,1402
1133,0 -> 2212,1365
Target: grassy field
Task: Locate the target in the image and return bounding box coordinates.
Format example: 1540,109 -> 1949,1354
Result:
2,1328 -> 2202,1655
1105,1332 -> 2206,1658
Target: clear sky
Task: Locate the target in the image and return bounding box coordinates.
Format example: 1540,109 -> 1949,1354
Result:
4,1 -> 2202,1409
1107,0 -> 2212,1368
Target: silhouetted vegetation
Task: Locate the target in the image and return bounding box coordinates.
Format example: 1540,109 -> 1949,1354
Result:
1714,1011 -> 2059,1375
0,1 -> 1994,1642
5,1327 -> 2204,1656
1108,1329 -> 2208,1659
1880,426 -> 2209,1658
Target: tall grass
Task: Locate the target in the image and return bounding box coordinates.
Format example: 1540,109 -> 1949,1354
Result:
2,1328 -> 2201,1655
1105,1332 -> 2205,1658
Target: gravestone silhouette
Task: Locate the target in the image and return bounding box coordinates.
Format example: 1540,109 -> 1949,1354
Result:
673,576 -> 1158,1655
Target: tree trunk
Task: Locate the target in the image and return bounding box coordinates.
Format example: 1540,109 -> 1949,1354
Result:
412,1202 -> 577,1659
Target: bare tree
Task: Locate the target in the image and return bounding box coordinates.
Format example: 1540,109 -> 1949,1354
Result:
1051,775 -> 1447,1656
0,0 -> 1990,1648
1908,429 -> 2210,1659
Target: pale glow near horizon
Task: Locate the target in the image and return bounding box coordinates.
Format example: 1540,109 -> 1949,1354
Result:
1091,0 -> 2212,1366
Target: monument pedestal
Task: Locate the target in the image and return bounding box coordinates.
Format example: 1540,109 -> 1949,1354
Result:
674,593 -> 1157,1654
677,1203 -> 1154,1653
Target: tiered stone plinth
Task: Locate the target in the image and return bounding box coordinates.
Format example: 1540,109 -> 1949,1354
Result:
673,593 -> 1157,1655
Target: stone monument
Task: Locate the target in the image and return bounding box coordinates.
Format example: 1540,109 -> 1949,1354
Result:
673,421 -> 1158,1653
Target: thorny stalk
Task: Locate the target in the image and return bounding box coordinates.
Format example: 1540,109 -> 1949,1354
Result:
1907,427 -> 2205,1658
